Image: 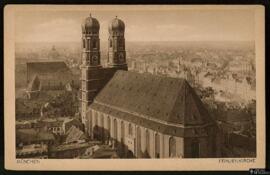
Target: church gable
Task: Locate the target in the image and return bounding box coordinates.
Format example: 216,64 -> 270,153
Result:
169,80 -> 211,125
27,75 -> 40,91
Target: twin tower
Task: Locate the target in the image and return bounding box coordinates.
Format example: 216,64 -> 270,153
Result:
80,14 -> 128,125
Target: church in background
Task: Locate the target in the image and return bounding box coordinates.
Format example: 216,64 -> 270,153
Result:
80,14 -> 217,158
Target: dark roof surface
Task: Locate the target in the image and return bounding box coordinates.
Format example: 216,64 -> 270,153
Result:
93,70 -> 212,126
82,14 -> 100,32
27,61 -> 70,74
109,17 -> 125,32
16,129 -> 55,143
65,126 -> 86,143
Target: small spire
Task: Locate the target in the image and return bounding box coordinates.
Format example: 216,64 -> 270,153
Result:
89,13 -> 92,17
115,15 -> 118,18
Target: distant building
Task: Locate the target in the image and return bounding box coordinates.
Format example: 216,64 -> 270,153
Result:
62,118 -> 83,134
41,118 -> 65,135
80,145 -> 120,159
16,144 -> 48,159
49,141 -> 100,158
16,120 -> 32,129
16,128 -> 55,147
48,45 -> 60,59
40,117 -> 83,135
64,126 -> 86,144
26,61 -> 79,92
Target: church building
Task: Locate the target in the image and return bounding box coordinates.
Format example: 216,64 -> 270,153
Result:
80,14 -> 216,158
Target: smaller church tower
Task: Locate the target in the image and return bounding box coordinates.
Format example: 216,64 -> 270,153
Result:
107,16 -> 128,70
80,14 -> 101,126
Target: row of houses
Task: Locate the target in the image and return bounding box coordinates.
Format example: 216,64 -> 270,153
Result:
16,122 -> 118,159
16,117 -> 83,135
16,117 -> 87,159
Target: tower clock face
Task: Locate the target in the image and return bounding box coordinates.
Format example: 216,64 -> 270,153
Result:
119,52 -> 125,62
92,55 -> 98,65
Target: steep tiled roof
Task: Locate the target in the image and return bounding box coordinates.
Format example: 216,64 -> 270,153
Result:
27,61 -> 70,74
93,70 -> 212,126
89,71 -> 214,137
65,126 -> 86,143
16,129 -> 55,144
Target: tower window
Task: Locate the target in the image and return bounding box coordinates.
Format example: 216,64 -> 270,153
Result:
83,39 -> 86,48
145,129 -> 150,155
93,40 -> 97,49
87,39 -> 90,50
128,123 -> 133,136
110,40 -> 112,48
169,137 -> 176,158
118,39 -> 124,49
155,133 -> 160,158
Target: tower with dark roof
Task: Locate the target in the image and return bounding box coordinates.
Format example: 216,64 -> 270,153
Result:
80,14 -> 102,126
107,16 -> 128,70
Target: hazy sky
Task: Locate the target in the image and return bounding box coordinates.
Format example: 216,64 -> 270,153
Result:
15,6 -> 255,42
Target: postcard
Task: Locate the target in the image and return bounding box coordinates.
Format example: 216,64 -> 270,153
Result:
4,5 -> 265,171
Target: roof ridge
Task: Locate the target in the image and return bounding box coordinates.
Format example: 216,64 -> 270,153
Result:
169,79 -> 185,121
189,85 -> 212,122
168,79 -> 188,124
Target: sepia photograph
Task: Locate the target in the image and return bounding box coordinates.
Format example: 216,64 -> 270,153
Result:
4,5 -> 265,170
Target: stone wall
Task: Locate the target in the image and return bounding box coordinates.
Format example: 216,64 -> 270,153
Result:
85,109 -> 217,158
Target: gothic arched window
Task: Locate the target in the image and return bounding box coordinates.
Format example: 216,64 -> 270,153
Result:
121,121 -> 125,143
114,119 -> 118,140
83,39 -> 86,48
100,115 -> 104,140
191,140 -> 200,158
136,127 -> 142,157
169,137 -> 176,158
128,123 -> 133,136
92,40 -> 97,49
94,112 -> 98,126
100,114 -> 104,128
87,39 -> 90,50
155,133 -> 160,158
146,129 -> 150,154
118,39 -> 124,49
107,116 -> 111,134
110,40 -> 112,48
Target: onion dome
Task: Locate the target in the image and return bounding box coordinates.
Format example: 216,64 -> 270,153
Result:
108,16 -> 125,33
82,13 -> 100,34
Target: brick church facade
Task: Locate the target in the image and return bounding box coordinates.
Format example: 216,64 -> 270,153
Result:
80,14 -> 217,158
